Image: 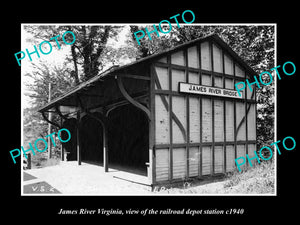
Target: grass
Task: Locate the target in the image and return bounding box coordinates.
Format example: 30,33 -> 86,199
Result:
222,160 -> 275,194
154,160 -> 275,194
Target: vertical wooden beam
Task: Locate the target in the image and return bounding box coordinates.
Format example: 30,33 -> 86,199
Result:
60,117 -> 64,161
198,42 -> 203,178
233,62 -> 237,160
222,49 -> 227,173
184,48 -> 189,179
210,41 -> 215,176
103,124 -> 108,172
149,65 -> 156,185
76,110 -> 81,165
245,72 -> 249,168
167,54 -> 173,181
27,153 -> 31,169
48,82 -> 52,159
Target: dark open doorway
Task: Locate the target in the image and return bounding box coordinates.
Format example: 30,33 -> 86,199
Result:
80,112 -> 104,164
107,104 -> 149,175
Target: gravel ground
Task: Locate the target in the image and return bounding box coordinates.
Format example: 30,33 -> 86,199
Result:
23,161 -> 267,195
22,161 -> 152,195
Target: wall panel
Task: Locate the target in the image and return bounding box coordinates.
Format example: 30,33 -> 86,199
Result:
202,146 -> 212,175
172,69 -> 186,92
202,98 -> 212,142
188,46 -> 199,68
189,147 -> 199,177
155,95 -> 170,144
236,145 -> 246,170
156,149 -> 169,182
225,101 -> 234,142
236,102 -> 246,141
189,71 -> 199,84
155,66 -> 169,90
189,97 -> 200,143
202,73 -> 212,86
172,96 -> 186,144
213,44 -> 223,73
224,54 -> 233,75
201,42 -> 211,71
214,99 -> 224,142
235,64 -> 245,77
226,145 -> 235,172
214,146 -> 224,173
247,144 -> 257,166
247,104 -> 256,141
172,148 -> 186,179
171,50 -> 185,66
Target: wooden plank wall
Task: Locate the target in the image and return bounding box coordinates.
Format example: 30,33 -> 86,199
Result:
152,40 -> 256,184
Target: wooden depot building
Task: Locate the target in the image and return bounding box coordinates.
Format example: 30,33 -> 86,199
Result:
38,34 -> 257,186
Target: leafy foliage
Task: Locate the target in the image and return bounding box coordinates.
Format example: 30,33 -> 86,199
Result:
23,62 -> 73,152
24,25 -> 121,83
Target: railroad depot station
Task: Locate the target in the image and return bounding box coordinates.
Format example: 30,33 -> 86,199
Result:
38,34 -> 257,186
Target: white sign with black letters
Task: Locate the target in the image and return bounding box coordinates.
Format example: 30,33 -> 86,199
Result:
179,82 -> 242,99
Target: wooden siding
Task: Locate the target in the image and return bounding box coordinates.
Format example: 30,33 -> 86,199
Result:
214,146 -> 224,173
189,97 -> 200,143
188,147 -> 199,177
202,146 -> 212,175
213,44 -> 223,73
172,96 -> 186,144
226,145 -> 235,171
171,50 -> 185,66
247,104 -> 256,141
172,148 -> 186,179
156,149 -> 169,181
225,101 -> 234,141
247,144 -> 257,166
155,66 -> 169,90
236,145 -> 246,170
189,71 -> 199,84
202,98 -> 212,142
214,99 -> 224,142
236,102 -> 246,141
201,42 -> 211,71
152,39 -> 256,183
235,64 -> 245,77
155,95 -> 169,144
188,46 -> 199,68
224,54 -> 233,75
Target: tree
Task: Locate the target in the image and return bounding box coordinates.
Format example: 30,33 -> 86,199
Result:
23,62 -> 74,161
24,25 -> 121,83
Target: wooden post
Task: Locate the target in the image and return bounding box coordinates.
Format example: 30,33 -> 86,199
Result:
61,143 -> 65,161
76,111 -> 81,165
60,117 -> 64,161
103,125 -> 108,172
27,153 -> 31,169
48,82 -> 52,159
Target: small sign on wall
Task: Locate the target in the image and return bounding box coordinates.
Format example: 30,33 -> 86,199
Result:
179,82 -> 243,99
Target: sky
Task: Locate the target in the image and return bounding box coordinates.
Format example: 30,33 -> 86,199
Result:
21,24 -> 131,109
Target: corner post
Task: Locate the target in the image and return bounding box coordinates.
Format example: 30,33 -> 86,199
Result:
76,110 -> 81,165
103,124 -> 108,172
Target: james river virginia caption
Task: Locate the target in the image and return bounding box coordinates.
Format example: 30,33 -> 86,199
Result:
58,208 -> 243,216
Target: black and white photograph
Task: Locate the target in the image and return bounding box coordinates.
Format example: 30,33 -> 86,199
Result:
4,6 -> 298,219
20,23 -> 276,195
